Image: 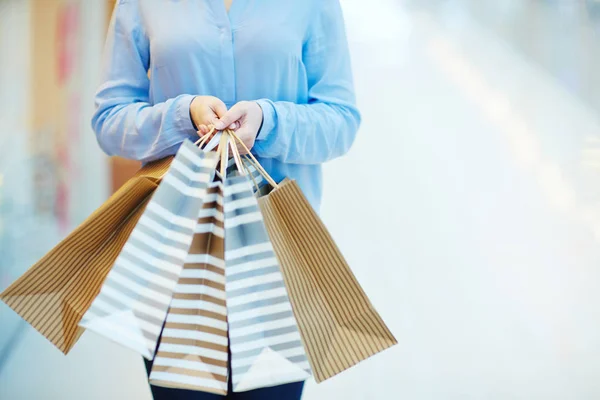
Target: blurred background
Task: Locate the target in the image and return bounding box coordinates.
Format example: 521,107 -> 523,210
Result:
3,0 -> 600,398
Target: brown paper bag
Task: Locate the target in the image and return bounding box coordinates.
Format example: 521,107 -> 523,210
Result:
257,179 -> 397,383
0,156 -> 173,354
149,180 -> 228,395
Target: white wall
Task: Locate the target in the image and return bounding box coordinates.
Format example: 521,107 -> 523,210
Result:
0,0 -> 111,397
0,0 -> 35,363
71,0 -> 110,223
311,2 -> 600,399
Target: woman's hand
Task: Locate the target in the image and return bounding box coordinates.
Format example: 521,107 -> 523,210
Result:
213,101 -> 263,154
190,96 -> 232,136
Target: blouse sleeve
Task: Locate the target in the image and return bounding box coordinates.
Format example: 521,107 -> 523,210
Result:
91,0 -> 198,162
253,0 -> 361,165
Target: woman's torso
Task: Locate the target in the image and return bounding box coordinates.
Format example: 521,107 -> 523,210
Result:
136,0 -> 323,208
141,1 -> 310,106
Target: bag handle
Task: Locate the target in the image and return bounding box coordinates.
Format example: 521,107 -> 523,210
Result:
193,126 -> 278,188
241,155 -> 261,193
218,130 -> 230,177
228,130 -> 279,189
194,126 -> 215,148
228,133 -> 246,177
216,129 -> 247,178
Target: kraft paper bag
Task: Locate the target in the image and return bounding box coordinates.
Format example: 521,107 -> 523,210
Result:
149,180 -> 229,395
0,156 -> 173,354
225,130 -> 396,383
223,174 -> 310,393
79,140 -> 218,359
257,178 -> 397,383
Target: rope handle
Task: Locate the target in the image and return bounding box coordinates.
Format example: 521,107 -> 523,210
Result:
218,129 -> 230,177
194,126 -> 215,147
228,134 -> 246,177
242,156 -> 261,193
193,125 -> 278,188
227,130 -> 279,188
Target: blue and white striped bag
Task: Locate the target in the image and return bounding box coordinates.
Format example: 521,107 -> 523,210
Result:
79,140 -> 219,359
223,173 -> 311,392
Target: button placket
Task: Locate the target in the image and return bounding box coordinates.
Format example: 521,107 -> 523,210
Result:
220,25 -> 236,106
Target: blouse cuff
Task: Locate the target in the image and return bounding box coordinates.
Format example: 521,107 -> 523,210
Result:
175,94 -> 198,135
151,94 -> 198,154
255,99 -> 276,141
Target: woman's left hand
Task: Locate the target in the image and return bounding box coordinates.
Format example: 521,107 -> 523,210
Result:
213,101 -> 263,154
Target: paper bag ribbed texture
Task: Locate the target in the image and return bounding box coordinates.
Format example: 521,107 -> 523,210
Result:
0,156 -> 173,354
224,175 -> 310,392
80,141 -> 218,359
258,179 -> 397,383
150,180 -> 228,395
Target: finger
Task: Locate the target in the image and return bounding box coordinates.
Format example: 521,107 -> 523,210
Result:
214,103 -> 246,130
234,136 -> 248,155
197,124 -> 210,136
237,142 -> 249,155
234,129 -> 255,154
233,135 -> 250,155
209,98 -> 228,119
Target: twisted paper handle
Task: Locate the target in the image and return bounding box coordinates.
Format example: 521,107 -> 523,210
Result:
194,125 -> 215,147
194,125 -> 279,188
228,130 -> 278,189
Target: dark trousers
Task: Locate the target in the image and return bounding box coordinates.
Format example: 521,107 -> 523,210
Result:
144,358 -> 305,399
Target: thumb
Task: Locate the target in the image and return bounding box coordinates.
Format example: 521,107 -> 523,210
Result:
214,103 -> 246,130
211,100 -> 228,119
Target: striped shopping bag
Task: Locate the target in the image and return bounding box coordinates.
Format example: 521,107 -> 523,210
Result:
149,180 -> 229,395
79,140 -> 219,359
229,132 -> 397,383
0,156 -> 173,354
258,178 -> 397,383
224,174 -> 311,392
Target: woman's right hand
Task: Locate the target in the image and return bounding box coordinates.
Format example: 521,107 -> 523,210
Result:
190,96 -> 230,136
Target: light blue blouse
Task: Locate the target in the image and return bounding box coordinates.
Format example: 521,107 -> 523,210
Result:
93,0 -> 360,210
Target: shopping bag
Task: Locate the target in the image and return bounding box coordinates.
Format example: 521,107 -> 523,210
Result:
258,179 -> 397,382
0,156 -> 172,354
217,133 -> 310,391
79,140 -> 219,359
150,132 -> 309,394
231,133 -> 397,383
149,179 -> 229,395
224,173 -> 311,392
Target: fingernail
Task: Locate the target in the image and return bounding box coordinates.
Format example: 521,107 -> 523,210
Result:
214,121 -> 224,130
